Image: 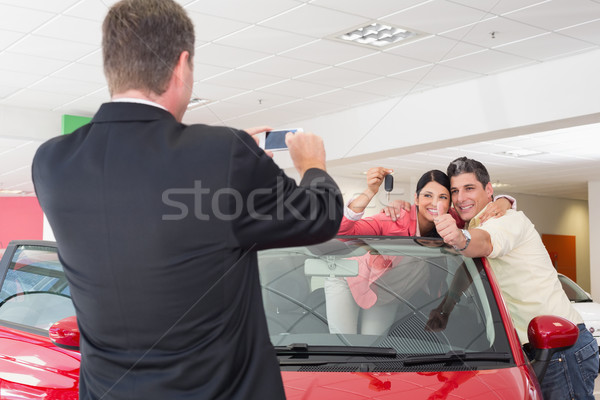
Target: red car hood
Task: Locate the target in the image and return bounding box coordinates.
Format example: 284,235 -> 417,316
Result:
282,367 -> 540,400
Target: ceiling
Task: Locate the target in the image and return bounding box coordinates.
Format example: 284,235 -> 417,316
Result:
1,0 -> 600,200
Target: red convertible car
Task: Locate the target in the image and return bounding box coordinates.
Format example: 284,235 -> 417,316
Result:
0,238 -> 578,399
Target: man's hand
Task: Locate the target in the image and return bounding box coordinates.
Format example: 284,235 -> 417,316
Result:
244,126 -> 273,157
381,199 -> 411,222
434,202 -> 466,249
286,131 -> 326,176
425,306 -> 450,332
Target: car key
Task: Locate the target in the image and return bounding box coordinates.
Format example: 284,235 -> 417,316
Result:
384,174 -> 393,203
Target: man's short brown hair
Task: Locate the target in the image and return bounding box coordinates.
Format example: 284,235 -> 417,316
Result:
103,0 -> 195,96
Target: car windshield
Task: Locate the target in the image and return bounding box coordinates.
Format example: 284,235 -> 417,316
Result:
258,237 -> 514,371
0,244 -> 74,331
558,274 -> 592,303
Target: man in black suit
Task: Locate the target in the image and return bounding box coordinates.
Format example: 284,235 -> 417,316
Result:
32,1 -> 343,399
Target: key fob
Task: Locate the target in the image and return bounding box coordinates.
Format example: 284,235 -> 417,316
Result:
384,174 -> 393,192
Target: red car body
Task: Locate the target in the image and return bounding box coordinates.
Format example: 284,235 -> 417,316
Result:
0,239 -> 576,399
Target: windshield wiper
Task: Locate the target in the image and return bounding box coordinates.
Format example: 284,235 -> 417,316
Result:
403,351 -> 511,366
274,343 -> 396,358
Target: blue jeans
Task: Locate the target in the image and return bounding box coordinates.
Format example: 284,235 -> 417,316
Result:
527,324 -> 599,400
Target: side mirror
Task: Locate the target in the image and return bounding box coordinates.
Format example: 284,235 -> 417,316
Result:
527,315 -> 578,383
49,315 -> 80,351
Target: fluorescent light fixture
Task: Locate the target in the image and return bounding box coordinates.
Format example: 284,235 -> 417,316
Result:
500,149 -> 544,157
0,189 -> 26,195
491,181 -> 510,188
335,22 -> 420,49
187,97 -> 211,109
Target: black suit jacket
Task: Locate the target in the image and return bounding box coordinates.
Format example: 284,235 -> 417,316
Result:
32,102 -> 343,400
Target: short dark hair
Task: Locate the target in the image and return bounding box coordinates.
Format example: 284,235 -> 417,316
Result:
415,169 -> 450,196
103,0 -> 195,96
447,157 -> 490,187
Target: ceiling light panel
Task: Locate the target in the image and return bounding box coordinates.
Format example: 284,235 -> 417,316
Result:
333,22 -> 421,49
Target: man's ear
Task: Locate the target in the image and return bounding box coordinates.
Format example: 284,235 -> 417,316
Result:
485,182 -> 494,200
414,192 -> 418,206
173,51 -> 190,85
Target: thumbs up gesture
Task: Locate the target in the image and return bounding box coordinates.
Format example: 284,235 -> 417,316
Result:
434,202 -> 463,248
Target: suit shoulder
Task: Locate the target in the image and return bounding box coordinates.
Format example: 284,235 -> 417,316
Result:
181,124 -> 245,141
35,127 -> 90,160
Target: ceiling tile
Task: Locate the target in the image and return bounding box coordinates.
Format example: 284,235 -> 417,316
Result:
64,0 -> 119,22
386,35 -> 484,63
0,86 -> 20,99
449,0 -> 551,16
192,82 -> 249,102
4,88 -> 79,110
440,16 -> 547,48
558,19 -> 600,45
494,32 -> 595,61
0,52 -> 70,76
215,26 -> 315,54
223,107 -> 304,129
186,12 -> 250,43
281,39 -> 376,66
440,49 -> 534,75
199,101 -> 257,122
77,49 -> 103,66
9,35 -> 97,62
53,96 -> 105,116
182,105 -> 224,126
260,4 -> 369,38
0,69 -> 44,87
0,0 -> 80,12
240,55 -> 327,78
194,43 -> 270,69
307,88 -> 387,106
0,29 -> 24,50
296,67 -> 379,88
504,0 -> 600,31
29,76 -> 106,97
224,90 -> 297,108
382,0 -> 491,35
52,63 -> 107,84
259,79 -> 337,98
194,63 -> 231,81
0,4 -> 55,33
203,70 -> 285,91
271,98 -> 345,118
391,63 -> 482,86
311,0 -> 425,20
339,52 -> 429,75
33,15 -> 102,46
186,0 -> 301,24
346,77 -> 432,97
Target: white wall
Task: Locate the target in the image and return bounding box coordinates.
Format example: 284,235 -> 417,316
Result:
589,181 -> 600,298
503,191 -> 590,292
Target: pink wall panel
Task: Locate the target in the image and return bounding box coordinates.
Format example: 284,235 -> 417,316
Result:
0,197 -> 43,248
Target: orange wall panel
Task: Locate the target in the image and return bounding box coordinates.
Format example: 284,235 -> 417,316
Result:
541,234 -> 576,281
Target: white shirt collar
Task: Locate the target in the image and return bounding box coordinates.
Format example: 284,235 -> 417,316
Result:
112,97 -> 167,111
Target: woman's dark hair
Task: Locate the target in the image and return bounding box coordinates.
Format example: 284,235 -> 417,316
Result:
415,169 -> 451,196
415,169 -> 450,238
